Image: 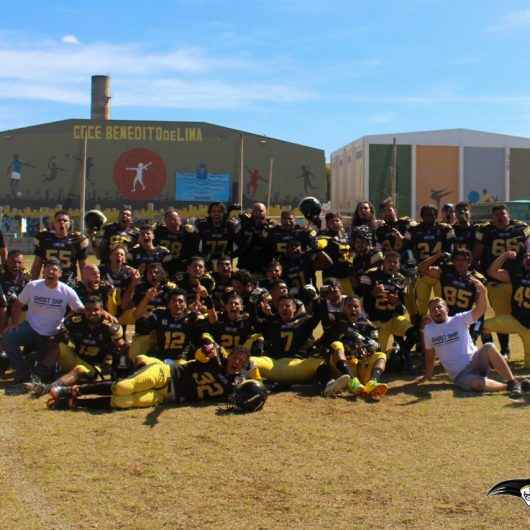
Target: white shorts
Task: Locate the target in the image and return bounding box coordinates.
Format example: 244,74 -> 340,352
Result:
10,172 -> 21,180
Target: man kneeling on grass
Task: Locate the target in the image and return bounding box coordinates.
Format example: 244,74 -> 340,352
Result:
421,276 -> 528,399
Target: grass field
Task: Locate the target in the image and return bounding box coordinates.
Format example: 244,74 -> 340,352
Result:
2,256 -> 530,529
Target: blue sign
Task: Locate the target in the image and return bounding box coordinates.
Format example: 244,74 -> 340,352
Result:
175,165 -> 232,202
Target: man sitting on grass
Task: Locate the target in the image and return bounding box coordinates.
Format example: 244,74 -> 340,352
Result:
421,276 -> 528,399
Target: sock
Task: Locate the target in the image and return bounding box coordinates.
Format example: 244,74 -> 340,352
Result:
498,334 -> 510,354
371,367 -> 384,382
78,381 -> 113,396
335,360 -> 353,377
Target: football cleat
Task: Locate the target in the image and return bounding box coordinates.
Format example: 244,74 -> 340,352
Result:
362,379 -> 388,400
520,378 -> 530,393
348,376 -> 364,395
24,380 -> 51,398
323,374 -> 352,397
507,379 -> 523,400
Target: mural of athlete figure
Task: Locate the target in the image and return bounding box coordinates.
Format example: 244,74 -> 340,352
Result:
297,164 -> 316,193
43,156 -> 66,183
6,153 -> 34,197
430,187 -> 451,209
127,161 -> 152,192
246,167 -> 266,199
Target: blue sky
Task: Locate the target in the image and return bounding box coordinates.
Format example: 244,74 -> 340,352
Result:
1,0 -> 530,157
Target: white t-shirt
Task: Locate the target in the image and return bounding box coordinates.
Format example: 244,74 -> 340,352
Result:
423,311 -> 476,379
18,280 -> 84,336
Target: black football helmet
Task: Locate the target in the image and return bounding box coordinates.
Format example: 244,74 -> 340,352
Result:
84,210 -> 107,232
298,196 -> 322,224
231,380 -> 268,413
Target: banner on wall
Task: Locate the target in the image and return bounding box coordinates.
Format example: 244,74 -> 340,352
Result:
175,164 -> 232,202
463,147 -> 505,204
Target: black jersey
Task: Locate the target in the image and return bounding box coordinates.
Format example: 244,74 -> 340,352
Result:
195,218 -> 239,261
136,308 -> 203,360
453,223 -> 478,254
0,267 -> 30,310
170,358 -> 256,402
279,252 -> 317,292
439,263 -> 485,316
327,315 -> 380,357
508,266 -> 530,328
34,230 -> 89,283
359,268 -> 407,322
475,221 -> 530,274
154,224 -> 199,272
257,311 -> 321,358
61,313 -> 123,365
129,244 -> 171,274
375,218 -> 412,253
409,222 -> 455,262
98,264 -> 134,291
351,249 -> 384,289
72,280 -> 115,312
267,225 -> 317,257
210,314 -> 255,351
317,229 -> 353,279
98,223 -> 139,265
211,272 -> 233,307
237,214 -> 275,273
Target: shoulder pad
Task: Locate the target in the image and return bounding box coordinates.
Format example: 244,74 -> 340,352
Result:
70,314 -> 83,324
366,266 -> 379,275
166,281 -> 177,289
308,229 -> 317,237
183,224 -> 196,233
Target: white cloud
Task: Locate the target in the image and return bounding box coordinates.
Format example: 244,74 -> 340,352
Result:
487,9 -> 530,32
61,34 -> 80,45
0,35 -> 316,109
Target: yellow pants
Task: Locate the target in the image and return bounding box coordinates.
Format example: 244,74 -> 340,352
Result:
373,314 -> 412,352
58,343 -> 98,379
415,275 -> 441,316
484,315 -> 530,367
251,356 -> 322,384
329,352 -> 387,385
404,280 -> 418,318
111,355 -> 171,409
487,283 -> 512,316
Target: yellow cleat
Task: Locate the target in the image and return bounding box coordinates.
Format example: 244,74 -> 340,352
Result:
362,379 -> 388,400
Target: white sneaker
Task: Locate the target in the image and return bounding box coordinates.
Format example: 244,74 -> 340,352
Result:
323,374 -> 352,397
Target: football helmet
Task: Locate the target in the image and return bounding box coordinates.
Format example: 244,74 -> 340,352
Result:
85,210 -> 108,232
230,380 -> 268,413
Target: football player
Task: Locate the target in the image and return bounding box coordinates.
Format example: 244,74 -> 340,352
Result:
155,208 -> 199,274
32,210 -> 89,284
131,289 -> 204,361
359,251 -> 414,358
485,250 -> 530,366
174,256 -> 215,296
350,226 -> 384,294
453,202 -> 478,254
26,296 -> 126,397
97,207 -> 139,266
46,335 -> 260,410
73,264 -> 118,315
211,255 -> 234,309
130,223 -> 171,275
317,212 -> 354,295
237,202 -> 275,276
474,204 -> 530,358
0,249 -> 30,332
409,204 -> 455,316
196,202 -> 239,265
319,295 -> 388,400
375,198 -> 413,254
267,209 -> 316,258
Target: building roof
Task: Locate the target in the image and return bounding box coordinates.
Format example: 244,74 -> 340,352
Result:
332,128 -> 530,156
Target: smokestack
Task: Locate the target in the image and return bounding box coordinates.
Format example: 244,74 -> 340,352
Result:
91,75 -> 111,120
